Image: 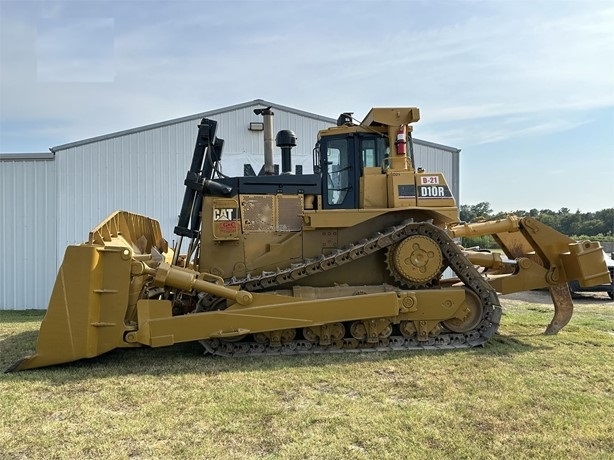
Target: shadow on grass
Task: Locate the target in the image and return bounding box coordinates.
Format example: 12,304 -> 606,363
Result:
570,293 -> 614,304
1,330 -> 547,383
0,330 -> 39,371
0,310 -> 46,323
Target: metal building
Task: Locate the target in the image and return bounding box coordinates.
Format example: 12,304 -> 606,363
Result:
0,153 -> 58,309
0,100 -> 460,309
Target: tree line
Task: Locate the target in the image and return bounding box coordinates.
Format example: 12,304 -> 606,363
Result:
459,202 -> 614,248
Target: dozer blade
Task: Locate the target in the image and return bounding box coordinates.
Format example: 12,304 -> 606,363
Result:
545,283 -> 574,335
6,244 -> 134,372
5,211 -> 168,372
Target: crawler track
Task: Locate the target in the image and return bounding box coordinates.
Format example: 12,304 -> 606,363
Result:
200,221 -> 502,356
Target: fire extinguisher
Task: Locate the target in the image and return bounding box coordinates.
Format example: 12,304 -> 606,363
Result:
395,125 -> 407,155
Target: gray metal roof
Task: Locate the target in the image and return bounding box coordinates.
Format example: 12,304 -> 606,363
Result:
0,153 -> 54,161
51,99 -> 338,152
47,98 -> 460,154
413,138 -> 461,154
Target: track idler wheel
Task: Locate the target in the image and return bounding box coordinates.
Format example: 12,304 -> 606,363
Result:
442,289 -> 484,333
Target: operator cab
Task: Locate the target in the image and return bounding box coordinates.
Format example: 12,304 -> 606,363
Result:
315,133 -> 384,209
315,130 -> 415,210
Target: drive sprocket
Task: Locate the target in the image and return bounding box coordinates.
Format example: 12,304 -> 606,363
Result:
386,234 -> 445,288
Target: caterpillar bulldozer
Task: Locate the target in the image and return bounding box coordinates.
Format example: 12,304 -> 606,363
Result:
7,107 -> 611,372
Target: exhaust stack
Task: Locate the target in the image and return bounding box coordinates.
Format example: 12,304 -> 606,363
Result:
254,107 -> 275,175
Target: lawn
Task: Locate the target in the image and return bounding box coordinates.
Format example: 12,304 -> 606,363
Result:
1,294 -> 613,460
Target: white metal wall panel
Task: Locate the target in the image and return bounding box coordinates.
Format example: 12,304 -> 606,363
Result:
0,158 -> 57,309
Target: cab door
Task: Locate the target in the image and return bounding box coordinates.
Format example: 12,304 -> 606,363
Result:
321,135 -> 358,209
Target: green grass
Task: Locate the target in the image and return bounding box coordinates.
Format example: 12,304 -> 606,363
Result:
1,298 -> 613,460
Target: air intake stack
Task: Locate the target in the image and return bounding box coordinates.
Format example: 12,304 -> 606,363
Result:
276,129 -> 297,174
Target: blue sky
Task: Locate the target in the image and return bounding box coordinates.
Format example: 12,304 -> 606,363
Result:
1,0 -> 612,212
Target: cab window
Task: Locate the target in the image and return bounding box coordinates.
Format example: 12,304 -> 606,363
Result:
360,137 -> 388,168
326,138 -> 350,206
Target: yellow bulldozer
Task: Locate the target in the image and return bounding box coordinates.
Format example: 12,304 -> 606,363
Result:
7,107 -> 611,372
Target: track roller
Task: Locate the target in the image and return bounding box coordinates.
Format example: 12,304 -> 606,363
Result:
303,323 -> 345,346
350,319 -> 393,343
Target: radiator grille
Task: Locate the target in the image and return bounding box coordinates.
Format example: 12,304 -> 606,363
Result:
241,195 -> 275,232
240,194 -> 303,233
277,196 -> 303,232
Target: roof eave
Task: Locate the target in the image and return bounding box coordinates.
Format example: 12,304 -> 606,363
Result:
0,152 -> 55,161
51,99 -> 338,152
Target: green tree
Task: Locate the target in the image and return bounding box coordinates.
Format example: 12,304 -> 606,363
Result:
458,205 -> 614,241
459,202 -> 493,222
595,208 -> 614,236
